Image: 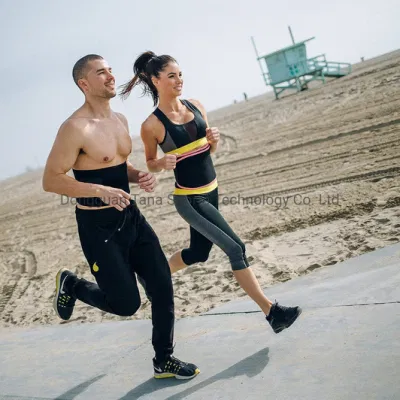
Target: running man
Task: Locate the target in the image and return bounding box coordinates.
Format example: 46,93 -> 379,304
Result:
42,54 -> 199,380
119,51 -> 302,334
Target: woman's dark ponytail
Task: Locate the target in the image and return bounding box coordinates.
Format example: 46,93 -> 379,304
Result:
119,50 -> 177,106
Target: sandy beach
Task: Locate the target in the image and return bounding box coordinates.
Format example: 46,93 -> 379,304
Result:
0,49 -> 399,329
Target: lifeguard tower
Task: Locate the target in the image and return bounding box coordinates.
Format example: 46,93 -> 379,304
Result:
251,27 -> 352,99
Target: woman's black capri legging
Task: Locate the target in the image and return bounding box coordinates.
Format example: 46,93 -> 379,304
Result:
173,187 -> 249,271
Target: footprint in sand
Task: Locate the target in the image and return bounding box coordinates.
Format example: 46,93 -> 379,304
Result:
267,263 -> 281,276
0,250 -> 38,320
223,270 -> 233,279
273,271 -> 292,282
361,244 -> 376,251
222,284 -> 233,293
183,266 -> 201,274
373,217 -> 390,224
323,257 -> 338,266
348,242 -> 362,251
299,263 -> 322,275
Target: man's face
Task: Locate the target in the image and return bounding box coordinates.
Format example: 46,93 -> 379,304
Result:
79,59 -> 116,99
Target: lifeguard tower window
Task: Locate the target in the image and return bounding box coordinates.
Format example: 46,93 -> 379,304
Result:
251,27 -> 352,99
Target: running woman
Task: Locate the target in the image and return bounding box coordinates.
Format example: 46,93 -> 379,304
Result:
119,51 -> 302,334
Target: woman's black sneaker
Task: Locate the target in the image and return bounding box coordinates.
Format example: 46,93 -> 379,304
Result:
266,302 -> 302,333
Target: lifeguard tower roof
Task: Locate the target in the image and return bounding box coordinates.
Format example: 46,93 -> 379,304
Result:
263,37 -> 314,58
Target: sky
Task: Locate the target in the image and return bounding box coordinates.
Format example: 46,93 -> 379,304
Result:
0,0 -> 398,181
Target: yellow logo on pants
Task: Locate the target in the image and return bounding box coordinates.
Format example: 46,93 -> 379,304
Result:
93,262 -> 99,272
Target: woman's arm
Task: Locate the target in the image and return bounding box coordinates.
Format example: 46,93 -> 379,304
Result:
140,117 -> 177,172
189,99 -> 220,154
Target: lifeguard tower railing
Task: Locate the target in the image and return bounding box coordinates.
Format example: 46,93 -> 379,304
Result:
252,29 -> 352,99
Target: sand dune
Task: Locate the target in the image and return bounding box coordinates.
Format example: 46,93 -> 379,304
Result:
1,50 -> 399,328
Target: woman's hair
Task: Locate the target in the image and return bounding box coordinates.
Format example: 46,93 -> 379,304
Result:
119,51 -> 177,106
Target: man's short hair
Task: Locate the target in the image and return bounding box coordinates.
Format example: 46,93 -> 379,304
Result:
72,54 -> 103,90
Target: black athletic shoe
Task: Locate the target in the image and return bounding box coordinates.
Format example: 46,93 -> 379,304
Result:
153,355 -> 200,380
53,268 -> 77,321
266,302 -> 302,334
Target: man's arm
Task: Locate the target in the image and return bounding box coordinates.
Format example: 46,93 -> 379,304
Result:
126,159 -> 157,193
116,112 -> 157,193
115,113 -> 144,183
189,99 -> 219,154
42,120 -> 104,197
126,161 -> 142,183
116,112 -> 156,181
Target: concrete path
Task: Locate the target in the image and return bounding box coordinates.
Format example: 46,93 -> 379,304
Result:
1,244 -> 399,400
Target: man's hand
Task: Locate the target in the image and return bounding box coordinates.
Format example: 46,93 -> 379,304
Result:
206,127 -> 220,144
98,186 -> 131,211
138,171 -> 157,192
159,154 -> 177,170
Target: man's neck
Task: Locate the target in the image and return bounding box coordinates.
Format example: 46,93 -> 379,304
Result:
158,95 -> 182,113
84,97 -> 112,118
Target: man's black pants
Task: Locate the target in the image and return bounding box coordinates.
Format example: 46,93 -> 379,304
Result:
73,200 -> 174,362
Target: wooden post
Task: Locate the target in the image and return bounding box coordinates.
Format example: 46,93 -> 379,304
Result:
288,26 -> 295,45
251,36 -> 268,87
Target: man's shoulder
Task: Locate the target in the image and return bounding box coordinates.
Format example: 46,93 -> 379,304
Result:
114,111 -> 128,125
60,116 -> 86,131
114,112 -> 129,131
57,113 -> 89,139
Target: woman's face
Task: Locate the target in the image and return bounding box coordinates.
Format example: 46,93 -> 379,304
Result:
152,62 -> 183,97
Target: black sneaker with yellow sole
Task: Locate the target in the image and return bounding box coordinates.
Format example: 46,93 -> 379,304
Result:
53,268 -> 77,321
153,355 -> 200,380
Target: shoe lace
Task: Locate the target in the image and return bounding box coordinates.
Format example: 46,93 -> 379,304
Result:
269,301 -> 291,320
276,302 -> 290,312
59,293 -> 75,307
164,356 -> 184,373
